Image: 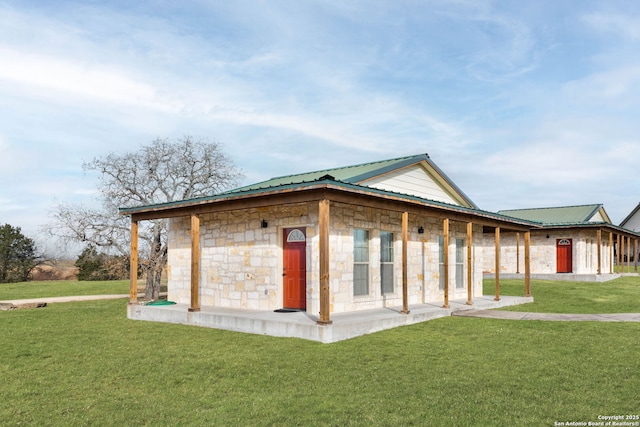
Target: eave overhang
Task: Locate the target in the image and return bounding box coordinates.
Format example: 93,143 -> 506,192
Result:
119,178 -> 537,231
535,222 -> 640,239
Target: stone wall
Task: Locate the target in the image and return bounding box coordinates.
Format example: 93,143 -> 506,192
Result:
167,201 -> 486,315
482,230 -> 612,274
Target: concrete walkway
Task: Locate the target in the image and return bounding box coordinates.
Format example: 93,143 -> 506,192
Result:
4,294 -> 640,322
453,309 -> 640,322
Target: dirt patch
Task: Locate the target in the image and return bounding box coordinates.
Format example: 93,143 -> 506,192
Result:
0,302 -> 47,311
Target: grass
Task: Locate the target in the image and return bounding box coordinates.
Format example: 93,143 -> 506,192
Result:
0,279 -> 639,425
614,263 -> 639,273
485,275 -> 640,313
0,280 -> 129,300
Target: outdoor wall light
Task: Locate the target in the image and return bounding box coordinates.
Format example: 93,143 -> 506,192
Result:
261,219 -> 268,228
546,234 -> 550,239
418,226 -> 424,234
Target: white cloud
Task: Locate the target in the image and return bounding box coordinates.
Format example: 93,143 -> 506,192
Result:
0,0 -> 639,231
583,12 -> 640,40
0,197 -> 26,213
562,65 -> 640,105
0,46 -> 169,110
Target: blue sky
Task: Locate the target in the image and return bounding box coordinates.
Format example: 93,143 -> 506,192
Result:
1,0 -> 640,252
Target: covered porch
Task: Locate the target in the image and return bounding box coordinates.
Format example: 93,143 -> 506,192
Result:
122,178 -> 538,340
128,295 -> 533,343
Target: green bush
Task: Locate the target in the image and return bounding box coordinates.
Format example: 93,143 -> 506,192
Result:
0,223 -> 41,283
75,245 -> 128,281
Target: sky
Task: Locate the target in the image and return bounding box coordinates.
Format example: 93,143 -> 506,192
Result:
1,0 -> 640,254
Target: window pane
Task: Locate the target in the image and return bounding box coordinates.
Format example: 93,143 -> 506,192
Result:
439,236 -> 445,290
354,229 -> 369,262
381,263 -> 393,294
456,266 -> 464,288
380,231 -> 394,294
380,231 -> 393,262
455,238 -> 465,289
354,229 -> 369,296
456,239 -> 464,263
354,264 -> 369,296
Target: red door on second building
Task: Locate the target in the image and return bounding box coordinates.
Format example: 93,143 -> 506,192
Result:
283,228 -> 306,310
556,238 -> 573,273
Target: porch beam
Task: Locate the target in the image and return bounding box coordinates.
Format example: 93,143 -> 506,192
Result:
317,199 -> 332,325
466,222 -> 473,305
189,214 -> 201,312
524,231 -> 531,297
129,219 -> 139,304
596,229 -> 602,275
494,227 -> 500,301
442,218 -> 450,309
128,186 -> 535,232
401,212 -> 410,314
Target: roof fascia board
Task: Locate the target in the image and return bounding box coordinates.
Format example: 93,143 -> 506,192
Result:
123,179 -> 536,230
587,204 -> 611,223
345,154 -> 428,183
620,202 -> 640,227
539,223 -> 640,238
422,156 -> 479,209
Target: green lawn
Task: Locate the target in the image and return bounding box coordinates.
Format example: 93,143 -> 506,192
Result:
486,275 -> 640,313
614,264 -> 639,273
0,279 -> 639,426
0,280 -> 129,300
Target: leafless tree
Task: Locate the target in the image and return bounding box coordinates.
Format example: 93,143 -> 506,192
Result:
47,136 -> 243,299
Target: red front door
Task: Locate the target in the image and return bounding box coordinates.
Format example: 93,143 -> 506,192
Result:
283,228 -> 306,310
557,238 -> 573,273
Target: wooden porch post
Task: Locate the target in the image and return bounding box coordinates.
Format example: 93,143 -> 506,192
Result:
189,214 -> 201,312
401,212 -> 410,314
466,222 -> 473,305
442,218 -> 450,309
516,232 -> 520,274
617,234 -> 621,268
596,229 -> 602,275
627,236 -> 632,273
621,236 -> 625,272
317,199 -> 333,325
494,227 -> 500,301
609,232 -> 614,274
635,239 -> 638,273
129,218 -> 139,304
524,231 -> 531,297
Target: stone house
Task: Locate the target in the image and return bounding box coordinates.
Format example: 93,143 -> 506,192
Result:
482,204 -> 640,279
121,153 -> 536,336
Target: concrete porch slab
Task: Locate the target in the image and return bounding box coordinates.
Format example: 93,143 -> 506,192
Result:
127,295 -> 534,343
483,273 -> 626,282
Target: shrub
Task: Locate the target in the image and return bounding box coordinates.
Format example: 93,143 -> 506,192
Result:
75,245 -> 129,281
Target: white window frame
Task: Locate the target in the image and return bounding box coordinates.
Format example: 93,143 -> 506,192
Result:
353,229 -> 370,296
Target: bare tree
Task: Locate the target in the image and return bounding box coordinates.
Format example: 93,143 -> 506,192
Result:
47,136 -> 243,299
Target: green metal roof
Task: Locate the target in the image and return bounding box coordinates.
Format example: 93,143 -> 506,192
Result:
120,175 -> 537,228
498,204 -> 609,226
222,153 -> 478,209
224,154 -> 430,193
